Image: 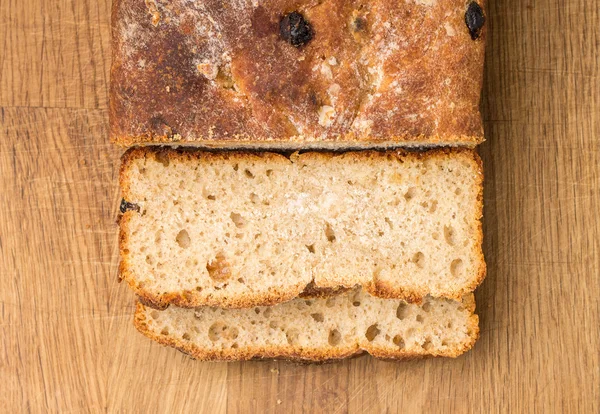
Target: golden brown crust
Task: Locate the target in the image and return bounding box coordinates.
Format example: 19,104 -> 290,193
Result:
119,147 -> 485,309
111,0 -> 486,148
133,297 -> 479,361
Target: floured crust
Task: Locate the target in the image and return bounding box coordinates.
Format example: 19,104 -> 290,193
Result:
133,294 -> 479,362
110,0 -> 486,148
119,147 -> 485,310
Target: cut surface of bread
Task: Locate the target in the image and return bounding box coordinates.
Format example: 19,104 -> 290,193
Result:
119,148 -> 484,309
111,0 -> 486,148
134,290 -> 479,361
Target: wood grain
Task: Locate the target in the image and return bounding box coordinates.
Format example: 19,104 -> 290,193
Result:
1,0 -> 598,412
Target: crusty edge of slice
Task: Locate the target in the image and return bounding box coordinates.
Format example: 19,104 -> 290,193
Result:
133,294 -> 479,362
119,147 -> 485,310
111,132 -> 484,148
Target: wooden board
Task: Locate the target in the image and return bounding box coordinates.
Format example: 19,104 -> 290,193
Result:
1,0 -> 598,412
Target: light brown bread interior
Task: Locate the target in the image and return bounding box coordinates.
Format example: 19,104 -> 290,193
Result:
120,148 -> 484,309
134,289 -> 479,361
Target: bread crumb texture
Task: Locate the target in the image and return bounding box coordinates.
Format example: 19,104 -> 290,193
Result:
119,148 -> 484,308
134,289 -> 479,361
111,0 -> 486,147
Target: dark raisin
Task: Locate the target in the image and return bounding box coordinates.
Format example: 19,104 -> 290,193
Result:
352,17 -> 367,32
120,199 -> 140,214
280,11 -> 313,47
465,2 -> 485,40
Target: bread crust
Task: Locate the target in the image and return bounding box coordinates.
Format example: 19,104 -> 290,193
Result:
110,0 -> 486,148
133,295 -> 479,362
298,282 -> 351,299
119,147 -> 485,309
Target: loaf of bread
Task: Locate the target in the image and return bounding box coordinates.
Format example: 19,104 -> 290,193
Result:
119,147 -> 484,309
111,0 -> 486,148
134,289 -> 479,361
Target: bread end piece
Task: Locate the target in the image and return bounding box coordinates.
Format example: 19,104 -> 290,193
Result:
110,0 -> 486,148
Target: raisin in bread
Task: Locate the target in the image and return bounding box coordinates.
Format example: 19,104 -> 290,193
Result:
134,289 -> 479,361
111,0 -> 486,148
119,148 -> 485,309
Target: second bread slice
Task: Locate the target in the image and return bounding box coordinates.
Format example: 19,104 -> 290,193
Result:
135,290 -> 479,361
120,148 -> 484,309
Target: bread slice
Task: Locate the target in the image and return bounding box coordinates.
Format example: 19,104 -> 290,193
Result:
111,0 -> 486,148
134,289 -> 479,361
119,147 -> 484,309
